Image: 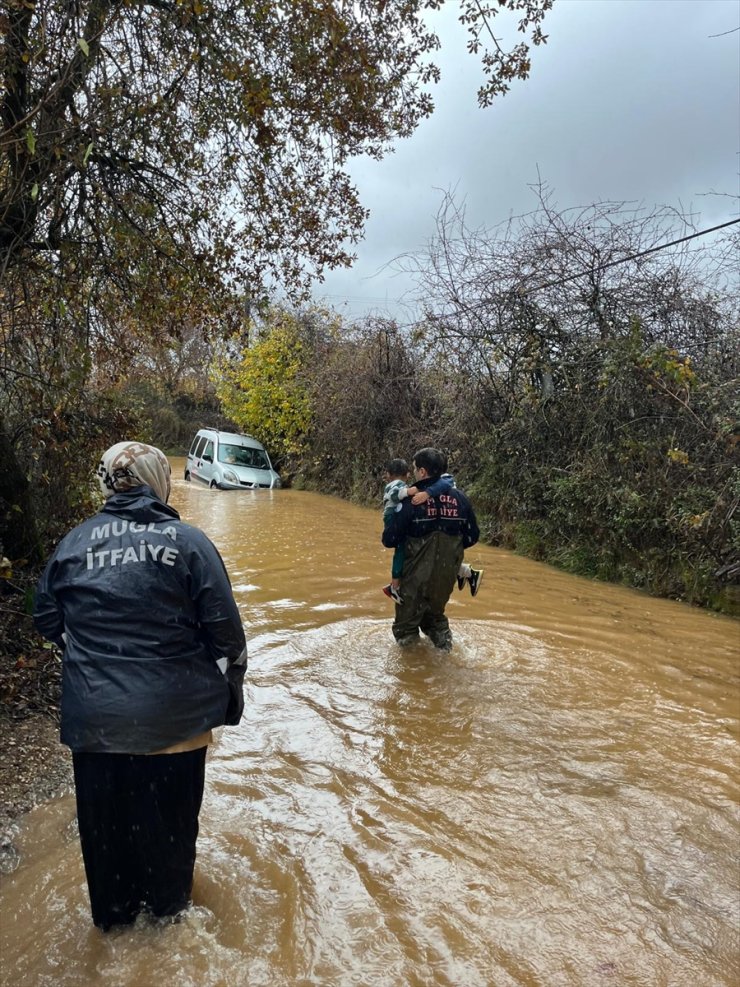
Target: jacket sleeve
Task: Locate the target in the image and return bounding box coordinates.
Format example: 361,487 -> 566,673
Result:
187,532 -> 245,654
187,530 -> 248,723
424,477 -> 453,498
386,482 -> 408,506
33,552 -> 66,649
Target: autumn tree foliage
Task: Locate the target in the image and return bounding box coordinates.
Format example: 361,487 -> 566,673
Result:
0,0 -> 552,558
2,0 -> 551,288
215,307 -> 324,466
304,319 -> 450,498
216,304 -> 451,497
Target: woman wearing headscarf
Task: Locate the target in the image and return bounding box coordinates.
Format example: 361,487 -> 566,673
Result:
33,441 -> 247,931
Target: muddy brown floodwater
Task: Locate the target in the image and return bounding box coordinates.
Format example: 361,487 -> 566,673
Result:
1,461 -> 738,986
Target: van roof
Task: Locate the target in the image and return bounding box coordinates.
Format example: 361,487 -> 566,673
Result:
198,428 -> 262,446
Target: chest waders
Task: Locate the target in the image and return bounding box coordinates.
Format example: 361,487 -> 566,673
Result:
393,530 -> 464,649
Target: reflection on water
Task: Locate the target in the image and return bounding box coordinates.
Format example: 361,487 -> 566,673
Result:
2,462 -> 738,986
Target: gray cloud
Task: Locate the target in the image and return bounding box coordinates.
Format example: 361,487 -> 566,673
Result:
316,0 -> 739,320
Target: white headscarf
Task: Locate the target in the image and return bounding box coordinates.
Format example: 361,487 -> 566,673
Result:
96,441 -> 172,503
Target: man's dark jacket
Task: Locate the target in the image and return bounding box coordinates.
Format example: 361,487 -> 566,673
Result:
381,477 -> 480,550
33,486 -> 247,753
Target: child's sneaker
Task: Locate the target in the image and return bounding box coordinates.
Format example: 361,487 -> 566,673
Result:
457,574 -> 466,591
382,584 -> 403,604
468,568 -> 483,597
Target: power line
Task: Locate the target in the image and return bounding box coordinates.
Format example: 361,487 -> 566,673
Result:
336,216 -> 740,331
527,217 -> 740,295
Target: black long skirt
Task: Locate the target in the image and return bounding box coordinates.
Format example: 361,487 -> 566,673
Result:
72,747 -> 207,931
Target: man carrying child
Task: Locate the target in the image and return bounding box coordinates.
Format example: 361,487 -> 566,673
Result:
381,448 -> 480,650
381,459 -> 482,603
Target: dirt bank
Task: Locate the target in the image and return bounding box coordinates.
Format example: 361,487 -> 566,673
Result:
0,712 -> 72,874
0,572 -> 72,873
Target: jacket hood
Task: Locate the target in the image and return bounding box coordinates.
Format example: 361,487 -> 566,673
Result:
101,485 -> 181,523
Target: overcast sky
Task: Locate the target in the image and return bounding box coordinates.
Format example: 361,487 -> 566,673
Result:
314,0 -> 739,321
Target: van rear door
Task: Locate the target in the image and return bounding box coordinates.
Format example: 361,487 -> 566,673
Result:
190,435 -> 208,483
198,438 -> 216,485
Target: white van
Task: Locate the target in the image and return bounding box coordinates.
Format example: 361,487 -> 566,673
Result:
185,429 -> 281,490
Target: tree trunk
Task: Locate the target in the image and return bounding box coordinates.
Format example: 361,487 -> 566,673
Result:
0,417 -> 42,563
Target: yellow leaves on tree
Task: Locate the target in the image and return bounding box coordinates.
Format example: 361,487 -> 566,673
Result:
216,315 -> 312,463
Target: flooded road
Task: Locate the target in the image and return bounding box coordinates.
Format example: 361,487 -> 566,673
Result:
2,461 -> 738,986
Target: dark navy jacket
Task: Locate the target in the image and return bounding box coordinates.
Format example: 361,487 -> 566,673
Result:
33,486 -> 247,753
382,476 -> 480,549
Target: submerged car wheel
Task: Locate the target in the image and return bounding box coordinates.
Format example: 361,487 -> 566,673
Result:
184,470 -> 190,481
210,479 -> 219,489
